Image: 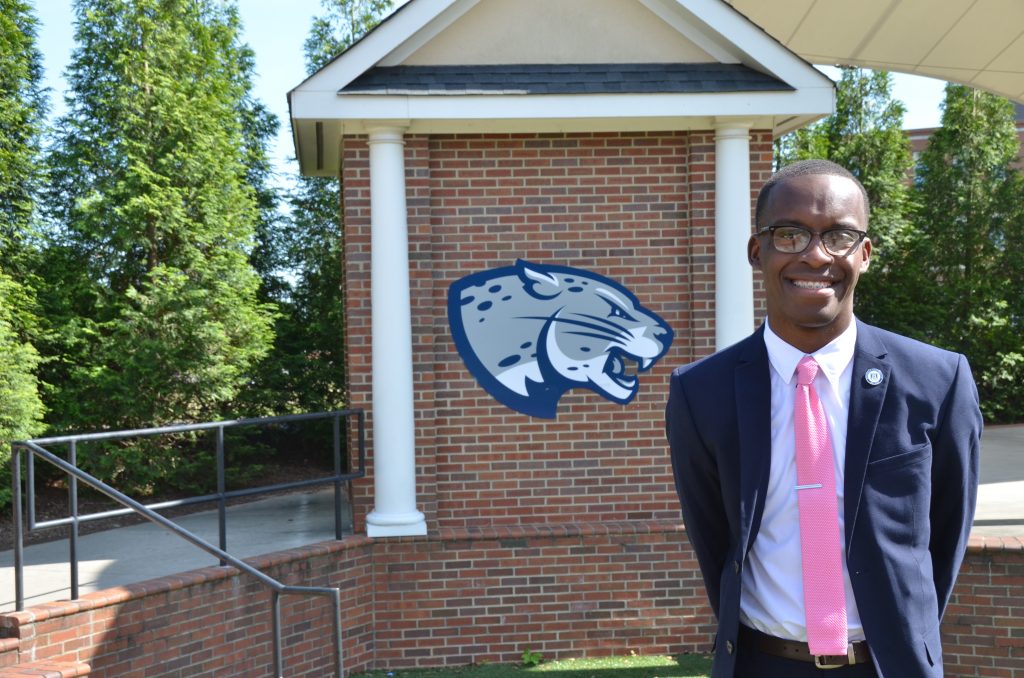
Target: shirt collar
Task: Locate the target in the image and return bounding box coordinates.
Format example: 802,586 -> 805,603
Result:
763,320 -> 858,389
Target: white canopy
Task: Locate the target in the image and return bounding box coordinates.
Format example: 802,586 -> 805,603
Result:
727,0 -> 1024,105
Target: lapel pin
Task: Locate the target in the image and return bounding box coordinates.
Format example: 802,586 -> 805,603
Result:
865,368 -> 884,386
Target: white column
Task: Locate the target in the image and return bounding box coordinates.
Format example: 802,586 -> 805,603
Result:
364,126 -> 427,537
714,120 -> 755,351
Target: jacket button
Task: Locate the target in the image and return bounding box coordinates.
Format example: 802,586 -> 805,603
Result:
726,640 -> 734,655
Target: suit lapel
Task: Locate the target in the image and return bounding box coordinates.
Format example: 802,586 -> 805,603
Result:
735,327 -> 773,555
844,321 -> 890,551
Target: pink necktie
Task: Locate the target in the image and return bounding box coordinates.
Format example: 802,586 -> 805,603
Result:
795,356 -> 848,656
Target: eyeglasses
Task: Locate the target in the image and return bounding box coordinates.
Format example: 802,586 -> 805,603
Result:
757,225 -> 868,257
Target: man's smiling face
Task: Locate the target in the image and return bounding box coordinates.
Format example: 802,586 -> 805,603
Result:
748,173 -> 871,352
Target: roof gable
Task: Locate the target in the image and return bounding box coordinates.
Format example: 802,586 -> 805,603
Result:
290,0 -> 834,175
388,0 -> 721,66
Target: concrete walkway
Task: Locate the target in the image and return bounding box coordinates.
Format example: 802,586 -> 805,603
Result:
0,489 -> 345,612
1,426 -> 1021,613
973,424 -> 1024,535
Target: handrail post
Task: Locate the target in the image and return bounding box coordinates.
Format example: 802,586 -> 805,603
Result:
217,425 -> 227,565
13,445 -> 24,611
333,414 -> 343,540
26,451 -> 35,529
357,409 -> 366,473
69,440 -> 80,601
272,590 -> 283,678
331,589 -> 344,678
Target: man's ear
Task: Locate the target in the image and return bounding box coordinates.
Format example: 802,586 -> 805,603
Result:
748,234 -> 762,270
859,237 -> 872,273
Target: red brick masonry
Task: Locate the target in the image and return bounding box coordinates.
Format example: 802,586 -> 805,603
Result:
0,527 -> 1020,677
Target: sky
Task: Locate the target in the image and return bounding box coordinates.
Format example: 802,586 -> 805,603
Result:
31,1 -> 948,187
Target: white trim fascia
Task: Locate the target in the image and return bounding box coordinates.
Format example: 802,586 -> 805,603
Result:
774,113 -> 826,137
290,0 -> 471,97
670,0 -> 835,90
291,88 -> 833,124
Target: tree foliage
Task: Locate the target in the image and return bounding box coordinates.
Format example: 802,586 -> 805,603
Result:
0,0 -> 47,508
39,0 -> 276,489
913,85 -> 1024,421
303,0 -> 393,74
235,36 -> 284,308
245,0 -> 393,415
0,273 -> 45,508
0,0 -> 46,261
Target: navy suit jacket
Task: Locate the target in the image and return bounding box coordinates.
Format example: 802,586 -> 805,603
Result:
666,320 -> 981,678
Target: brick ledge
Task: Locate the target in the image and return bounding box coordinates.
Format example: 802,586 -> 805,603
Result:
966,533 -> 1024,553
0,534 -> 374,627
4,521 -> 1013,629
0,660 -> 90,677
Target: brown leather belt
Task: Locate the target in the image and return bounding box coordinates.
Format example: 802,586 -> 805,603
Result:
739,625 -> 871,669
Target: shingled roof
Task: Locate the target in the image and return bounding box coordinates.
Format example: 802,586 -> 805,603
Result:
341,63 -> 792,96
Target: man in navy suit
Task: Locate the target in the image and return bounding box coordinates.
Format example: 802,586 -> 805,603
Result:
667,159 -> 982,677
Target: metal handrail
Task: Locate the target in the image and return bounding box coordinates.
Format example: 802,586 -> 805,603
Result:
10,409 -> 366,677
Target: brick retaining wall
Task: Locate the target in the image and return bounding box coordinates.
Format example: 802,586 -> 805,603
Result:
0,522 -> 705,677
1,528 -> 1021,676
943,536 -> 1024,676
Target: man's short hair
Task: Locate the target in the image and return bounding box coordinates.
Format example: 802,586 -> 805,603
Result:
755,159 -> 870,229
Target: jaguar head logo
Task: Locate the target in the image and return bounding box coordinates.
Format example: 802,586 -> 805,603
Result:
447,260 -> 674,418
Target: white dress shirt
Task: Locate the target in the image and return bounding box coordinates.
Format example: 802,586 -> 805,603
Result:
739,321 -> 865,642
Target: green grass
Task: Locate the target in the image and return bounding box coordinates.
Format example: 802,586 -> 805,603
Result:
350,653 -> 712,678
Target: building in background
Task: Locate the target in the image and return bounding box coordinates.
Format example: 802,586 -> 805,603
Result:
907,101 -> 1024,170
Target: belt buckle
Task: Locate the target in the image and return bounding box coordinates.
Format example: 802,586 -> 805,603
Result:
813,644 -> 856,669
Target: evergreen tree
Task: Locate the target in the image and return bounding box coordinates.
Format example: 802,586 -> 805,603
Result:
303,0 -> 393,73
776,68 -> 918,334
914,84 -> 1024,421
0,273 -> 45,508
246,0 -> 392,415
0,0 -> 47,418
233,36 -> 287,308
1,0 -> 46,264
0,0 -> 47,507
40,0 -> 276,487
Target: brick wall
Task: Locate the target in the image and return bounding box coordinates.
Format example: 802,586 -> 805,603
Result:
342,130 -> 774,532
0,540 -> 377,677
0,524 -> 708,677
2,533 -> 1022,676
943,537 -> 1024,677
370,522 -> 709,667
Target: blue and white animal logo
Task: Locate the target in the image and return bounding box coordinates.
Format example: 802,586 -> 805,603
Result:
447,260 -> 674,418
